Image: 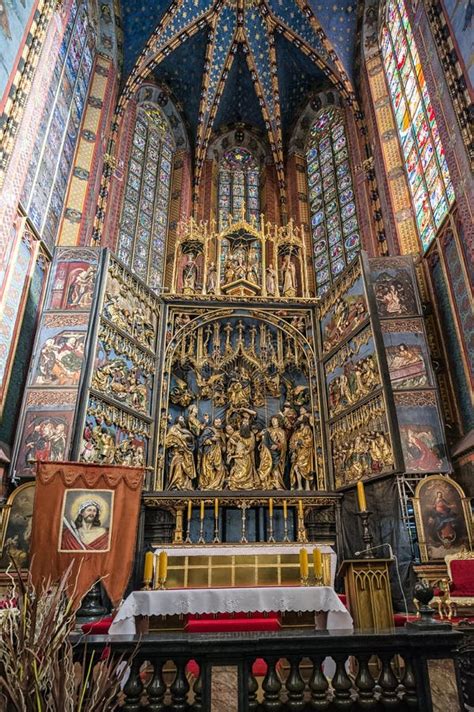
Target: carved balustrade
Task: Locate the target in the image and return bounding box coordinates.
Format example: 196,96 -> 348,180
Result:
72,627 -> 464,711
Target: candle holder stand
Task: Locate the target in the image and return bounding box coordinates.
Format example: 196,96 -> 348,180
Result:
213,514 -> 220,544
240,502 -> 249,544
198,518 -> 205,545
267,513 -> 275,543
184,518 -> 192,544
158,577 -> 166,591
356,510 -> 375,558
300,575 -> 309,587
297,512 -> 308,543
142,579 -> 152,591
283,514 -> 290,542
313,574 -> 323,587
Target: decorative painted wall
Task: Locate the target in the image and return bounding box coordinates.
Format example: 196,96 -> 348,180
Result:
0,0 -> 37,109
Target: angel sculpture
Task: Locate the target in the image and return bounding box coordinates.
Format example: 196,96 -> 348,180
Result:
169,376 -> 195,407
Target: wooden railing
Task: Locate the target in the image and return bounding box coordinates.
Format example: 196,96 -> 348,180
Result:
72,627 -> 465,711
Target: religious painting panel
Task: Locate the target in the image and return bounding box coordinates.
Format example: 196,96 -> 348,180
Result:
330,394 -> 395,489
413,475 -> 472,562
319,261 -> 369,356
90,323 -> 155,417
394,392 -> 450,474
59,489 -> 114,553
157,306 -> 324,492
325,325 -> 382,419
79,396 -> 149,470
381,318 -> 433,390
45,247 -> 99,311
29,319 -> 88,388
15,405 -> 75,479
369,257 -> 420,318
0,482 -> 35,571
102,257 -> 160,353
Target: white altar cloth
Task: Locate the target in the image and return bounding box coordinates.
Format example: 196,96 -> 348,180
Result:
109,586 -> 353,635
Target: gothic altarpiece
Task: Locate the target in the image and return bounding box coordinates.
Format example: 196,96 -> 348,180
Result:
9,214 -> 450,563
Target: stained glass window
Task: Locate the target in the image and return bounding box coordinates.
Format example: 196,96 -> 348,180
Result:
218,147 -> 259,229
306,106 -> 360,296
20,0 -> 94,250
117,104 -> 174,291
381,0 -> 454,251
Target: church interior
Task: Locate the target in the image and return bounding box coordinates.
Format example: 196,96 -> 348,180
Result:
0,0 -> 473,709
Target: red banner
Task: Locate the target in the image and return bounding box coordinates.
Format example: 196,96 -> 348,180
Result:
30,462 -> 143,606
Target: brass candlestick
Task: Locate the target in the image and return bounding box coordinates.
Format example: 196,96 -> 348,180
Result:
267,514 -> 275,543
283,501 -> 290,542
313,574 -> 323,587
185,512 -> 192,544
198,517 -> 205,544
297,510 -> 308,543
213,513 -> 220,543
240,501 -> 249,544
356,510 -> 375,558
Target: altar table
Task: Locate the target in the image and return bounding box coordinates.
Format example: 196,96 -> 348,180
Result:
109,585 -> 353,635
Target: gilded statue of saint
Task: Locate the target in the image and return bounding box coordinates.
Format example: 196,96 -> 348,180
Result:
182,253 -> 197,294
289,415 -> 315,490
227,419 -> 257,490
266,263 -> 277,296
258,415 -> 287,490
199,418 -> 226,490
282,254 -> 296,297
166,416 -> 196,490
206,262 -> 218,294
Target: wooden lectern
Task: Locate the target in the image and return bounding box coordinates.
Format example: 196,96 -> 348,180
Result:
338,558 -> 394,631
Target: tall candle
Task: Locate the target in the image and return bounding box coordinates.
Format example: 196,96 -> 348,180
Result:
313,548 -> 322,579
357,480 -> 367,512
214,498 -> 219,518
269,498 -> 273,517
283,499 -> 287,518
200,500 -> 205,520
158,551 -> 168,581
187,499 -> 192,520
144,551 -> 154,582
299,548 -> 309,579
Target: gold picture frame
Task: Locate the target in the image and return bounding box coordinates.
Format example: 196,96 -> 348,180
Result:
0,482 -> 35,570
412,475 -> 473,562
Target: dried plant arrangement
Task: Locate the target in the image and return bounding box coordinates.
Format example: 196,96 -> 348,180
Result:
0,562 -> 133,711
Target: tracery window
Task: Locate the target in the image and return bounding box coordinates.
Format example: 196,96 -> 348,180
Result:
20,0 -> 94,250
306,106 -> 360,296
218,147 -> 260,229
117,104 -> 174,291
381,0 -> 454,252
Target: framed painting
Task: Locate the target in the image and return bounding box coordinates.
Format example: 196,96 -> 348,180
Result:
0,482 -> 35,570
319,262 -> 368,356
369,257 -> 420,318
59,489 -> 114,553
395,391 -> 450,473
30,325 -> 87,387
381,318 -> 433,390
45,248 -> 99,311
413,475 -> 473,562
15,407 -> 75,478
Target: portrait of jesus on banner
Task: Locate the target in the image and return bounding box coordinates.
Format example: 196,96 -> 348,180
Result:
59,489 -> 114,553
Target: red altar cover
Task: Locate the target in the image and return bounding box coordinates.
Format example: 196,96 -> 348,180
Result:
30,462 -> 144,606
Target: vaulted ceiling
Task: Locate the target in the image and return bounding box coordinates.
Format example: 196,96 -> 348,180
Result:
119,0 -> 360,193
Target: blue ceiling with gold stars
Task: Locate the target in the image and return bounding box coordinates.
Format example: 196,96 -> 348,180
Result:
120,0 -> 359,185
